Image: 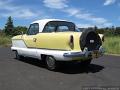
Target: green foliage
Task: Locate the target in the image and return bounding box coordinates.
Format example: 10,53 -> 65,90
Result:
3,16 -> 28,36
103,36 -> 120,54
96,26 -> 120,36
115,27 -> 120,35
0,33 -> 11,47
96,28 -> 105,34
4,16 -> 14,35
12,26 -> 28,36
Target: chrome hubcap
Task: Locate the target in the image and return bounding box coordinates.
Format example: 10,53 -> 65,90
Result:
47,57 -> 55,69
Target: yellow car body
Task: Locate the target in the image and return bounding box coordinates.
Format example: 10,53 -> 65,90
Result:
12,32 -> 82,51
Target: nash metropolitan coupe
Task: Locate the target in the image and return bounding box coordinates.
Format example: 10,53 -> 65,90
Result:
11,19 -> 105,70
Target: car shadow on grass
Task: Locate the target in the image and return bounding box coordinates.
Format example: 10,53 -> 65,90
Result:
15,57 -> 104,74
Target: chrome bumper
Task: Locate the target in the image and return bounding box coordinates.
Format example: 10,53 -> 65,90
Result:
63,46 -> 105,58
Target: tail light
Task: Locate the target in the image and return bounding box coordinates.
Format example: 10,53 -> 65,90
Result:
69,35 -> 74,49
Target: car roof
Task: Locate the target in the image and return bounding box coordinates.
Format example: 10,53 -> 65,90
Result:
31,19 -> 68,32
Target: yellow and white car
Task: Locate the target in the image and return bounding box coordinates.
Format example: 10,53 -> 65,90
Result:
11,19 -> 105,70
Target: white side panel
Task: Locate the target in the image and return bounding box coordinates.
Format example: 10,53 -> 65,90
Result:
11,46 -> 73,61
11,39 -> 73,61
36,49 -> 72,61
12,40 -> 27,48
11,40 -> 37,58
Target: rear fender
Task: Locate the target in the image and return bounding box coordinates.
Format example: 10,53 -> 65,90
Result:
99,34 -> 104,42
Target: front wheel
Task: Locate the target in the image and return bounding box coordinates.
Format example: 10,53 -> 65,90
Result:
45,56 -> 57,71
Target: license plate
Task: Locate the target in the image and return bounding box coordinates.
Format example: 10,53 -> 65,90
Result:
92,51 -> 99,58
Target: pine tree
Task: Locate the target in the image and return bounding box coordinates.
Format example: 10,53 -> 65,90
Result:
4,16 -> 14,35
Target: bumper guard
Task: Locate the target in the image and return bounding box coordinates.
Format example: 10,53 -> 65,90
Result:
63,46 -> 105,58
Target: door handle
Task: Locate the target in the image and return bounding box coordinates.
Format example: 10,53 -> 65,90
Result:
33,38 -> 37,42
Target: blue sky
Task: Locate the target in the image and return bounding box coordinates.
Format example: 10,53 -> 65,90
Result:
0,0 -> 120,29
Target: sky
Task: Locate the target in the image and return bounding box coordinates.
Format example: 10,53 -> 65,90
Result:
0,0 -> 120,29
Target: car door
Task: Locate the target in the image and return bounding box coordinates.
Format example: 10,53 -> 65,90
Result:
35,22 -> 56,49
35,21 -> 73,50
23,23 -> 39,57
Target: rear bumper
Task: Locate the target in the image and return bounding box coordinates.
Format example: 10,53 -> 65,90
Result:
63,46 -> 105,58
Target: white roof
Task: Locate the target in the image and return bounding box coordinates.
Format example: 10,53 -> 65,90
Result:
31,19 -> 67,32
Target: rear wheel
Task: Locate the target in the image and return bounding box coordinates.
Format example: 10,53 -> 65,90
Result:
46,56 -> 57,71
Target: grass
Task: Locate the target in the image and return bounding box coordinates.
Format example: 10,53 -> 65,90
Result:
0,33 -> 11,47
103,36 -> 120,55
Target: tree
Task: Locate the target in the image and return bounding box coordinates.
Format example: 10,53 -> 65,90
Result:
4,16 -> 14,35
115,27 -> 120,35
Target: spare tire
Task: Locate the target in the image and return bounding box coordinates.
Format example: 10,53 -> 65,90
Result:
80,28 -> 102,51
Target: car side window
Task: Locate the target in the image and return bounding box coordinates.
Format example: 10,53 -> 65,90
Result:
27,23 -> 39,35
43,24 -> 56,33
57,26 -> 69,32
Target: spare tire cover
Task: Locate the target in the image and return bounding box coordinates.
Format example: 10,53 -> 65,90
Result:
80,28 -> 102,51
